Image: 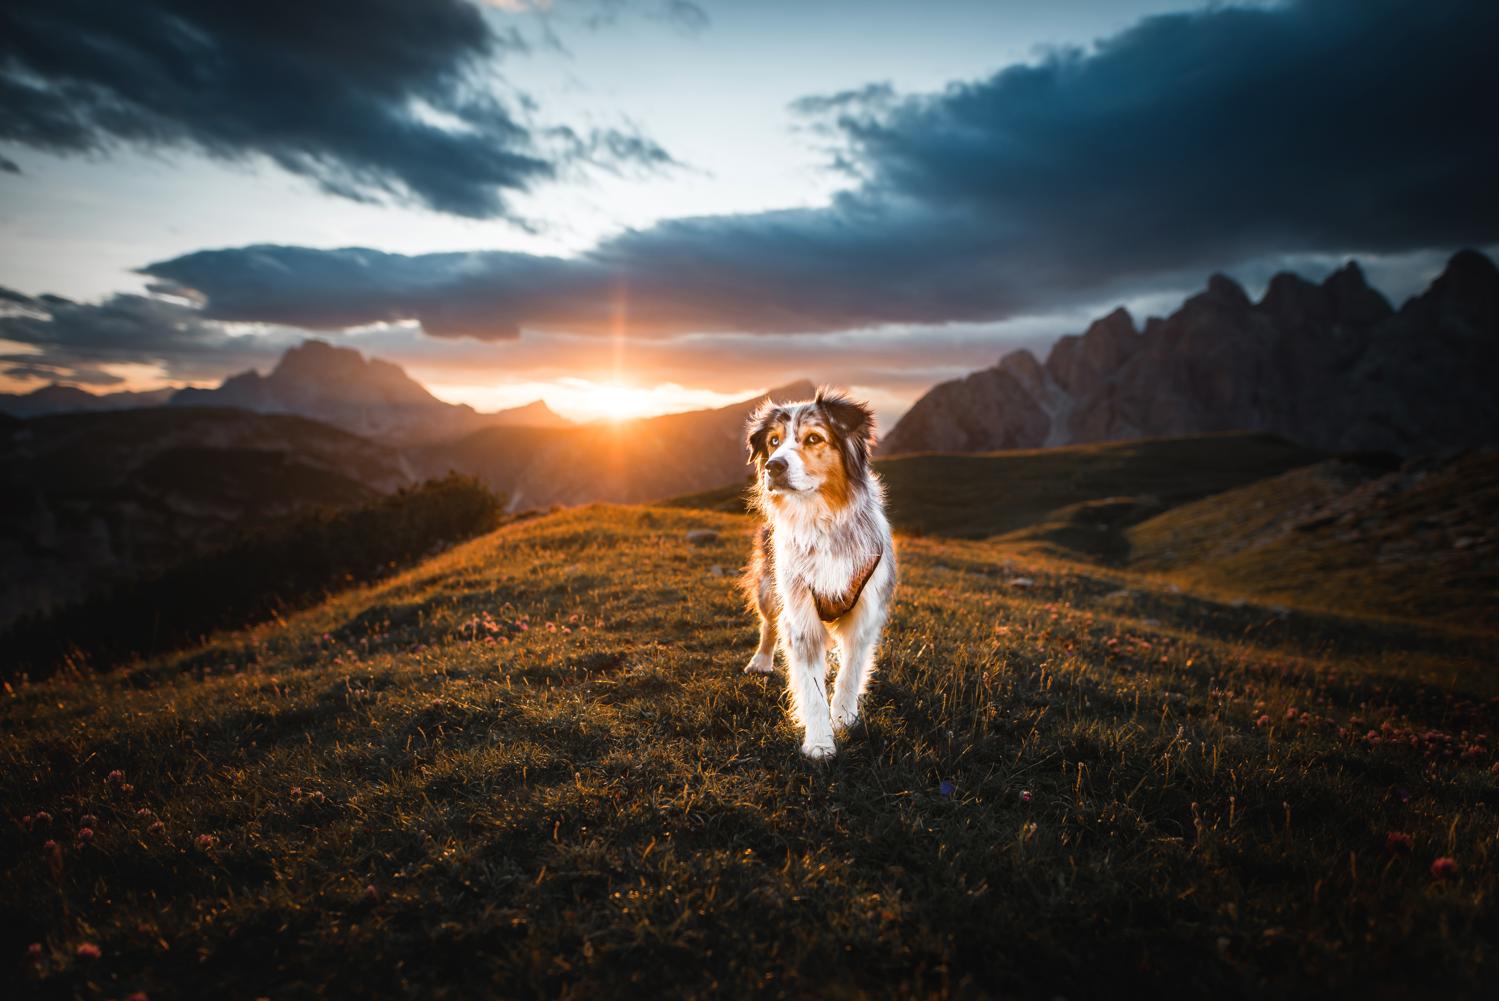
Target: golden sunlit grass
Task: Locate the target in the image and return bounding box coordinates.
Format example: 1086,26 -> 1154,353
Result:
3,504 -> 1496,998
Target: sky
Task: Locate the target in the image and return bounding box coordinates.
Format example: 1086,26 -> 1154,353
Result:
1,0 -> 1496,423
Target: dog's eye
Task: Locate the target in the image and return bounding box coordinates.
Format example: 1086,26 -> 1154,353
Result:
804,433 -> 823,446
768,434 -> 780,447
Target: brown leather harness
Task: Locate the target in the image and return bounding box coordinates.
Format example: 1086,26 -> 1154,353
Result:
758,524 -> 884,623
812,545 -> 884,622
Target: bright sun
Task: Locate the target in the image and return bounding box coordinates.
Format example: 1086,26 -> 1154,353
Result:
589,382 -> 654,422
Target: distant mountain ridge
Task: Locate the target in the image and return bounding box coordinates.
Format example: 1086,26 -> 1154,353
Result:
420,380 -> 818,511
0,340 -> 570,442
0,384 -> 174,418
882,250 -> 1499,456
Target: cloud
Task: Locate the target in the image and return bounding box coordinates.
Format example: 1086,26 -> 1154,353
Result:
0,290 -> 309,384
0,0 -> 674,218
136,0 -> 1499,341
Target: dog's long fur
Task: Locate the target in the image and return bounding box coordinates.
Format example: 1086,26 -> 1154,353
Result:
741,387 -> 896,759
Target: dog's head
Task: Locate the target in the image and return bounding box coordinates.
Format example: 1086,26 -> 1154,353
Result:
746,387 -> 876,508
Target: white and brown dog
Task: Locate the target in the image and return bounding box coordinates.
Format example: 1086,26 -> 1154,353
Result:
741,387 -> 896,759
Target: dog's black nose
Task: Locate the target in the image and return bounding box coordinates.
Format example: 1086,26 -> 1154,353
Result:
766,456 -> 788,476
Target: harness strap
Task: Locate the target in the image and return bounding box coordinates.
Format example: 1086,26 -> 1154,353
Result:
813,545 -> 884,623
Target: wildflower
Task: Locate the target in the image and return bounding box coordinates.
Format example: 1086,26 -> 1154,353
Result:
107,770 -> 125,783
195,834 -> 217,850
364,884 -> 379,901
26,942 -> 42,961
76,827 -> 94,842
938,780 -> 955,797
80,814 -> 98,827
42,839 -> 58,851
1020,790 -> 1033,804
120,784 -> 135,794
137,808 -> 154,817
1386,831 -> 1414,853
1284,707 -> 1298,720
34,810 -> 52,825
1430,856 -> 1458,879
1256,714 -> 1272,727
148,820 -> 165,834
75,942 -> 101,960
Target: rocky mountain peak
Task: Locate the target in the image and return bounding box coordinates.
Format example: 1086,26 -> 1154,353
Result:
1321,260 -> 1392,328
1203,273 -> 1251,308
1415,248 -> 1499,329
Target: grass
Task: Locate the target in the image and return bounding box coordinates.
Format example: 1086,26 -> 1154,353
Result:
3,502 -> 1496,999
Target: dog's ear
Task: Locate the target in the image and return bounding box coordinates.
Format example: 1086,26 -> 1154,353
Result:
816,386 -> 877,478
745,402 -> 780,466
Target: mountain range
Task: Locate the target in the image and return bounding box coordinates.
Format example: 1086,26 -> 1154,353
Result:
882,249 -> 1499,456
0,376 -> 807,624
0,340 -> 570,442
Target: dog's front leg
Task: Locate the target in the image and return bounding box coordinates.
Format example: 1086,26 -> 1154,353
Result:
780,601 -> 835,759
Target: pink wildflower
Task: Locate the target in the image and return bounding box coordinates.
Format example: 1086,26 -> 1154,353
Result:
195,834 -> 217,850
26,942 -> 42,960
1430,856 -> 1458,879
1020,790 -> 1033,804
34,810 -> 52,825
107,770 -> 125,783
1385,831 -> 1414,853
1255,714 -> 1271,727
75,942 -> 101,960
365,884 -> 379,901
76,827 -> 94,842
80,814 -> 97,827
148,820 -> 165,834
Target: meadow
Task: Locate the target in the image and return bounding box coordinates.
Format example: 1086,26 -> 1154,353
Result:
4,484 -> 1496,998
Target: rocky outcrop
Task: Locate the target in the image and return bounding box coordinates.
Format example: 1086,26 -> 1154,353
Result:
883,250 -> 1498,456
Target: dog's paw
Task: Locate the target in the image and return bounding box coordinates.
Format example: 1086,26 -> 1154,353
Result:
801,736 -> 837,760
831,700 -> 859,730
743,653 -> 775,675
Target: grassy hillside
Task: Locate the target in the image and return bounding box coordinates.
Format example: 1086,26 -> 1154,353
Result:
4,504 -> 1496,998
2,476 -> 506,682
667,432 -> 1324,538
0,407 -> 413,626
1122,452 -> 1499,628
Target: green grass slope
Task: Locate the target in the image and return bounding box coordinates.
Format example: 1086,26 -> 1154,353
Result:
4,504 -> 1496,998
666,432 -> 1323,538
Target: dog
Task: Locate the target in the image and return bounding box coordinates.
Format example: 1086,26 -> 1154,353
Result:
741,387 -> 896,759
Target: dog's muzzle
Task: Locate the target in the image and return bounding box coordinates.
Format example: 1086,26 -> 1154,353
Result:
765,456 -> 790,487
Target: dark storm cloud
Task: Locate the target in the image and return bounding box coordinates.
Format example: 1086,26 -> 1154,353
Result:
137,0 -> 1499,341
0,0 -> 674,218
0,291 -> 307,384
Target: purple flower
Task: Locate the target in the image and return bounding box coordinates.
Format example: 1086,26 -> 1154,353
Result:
938,780 -> 955,797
